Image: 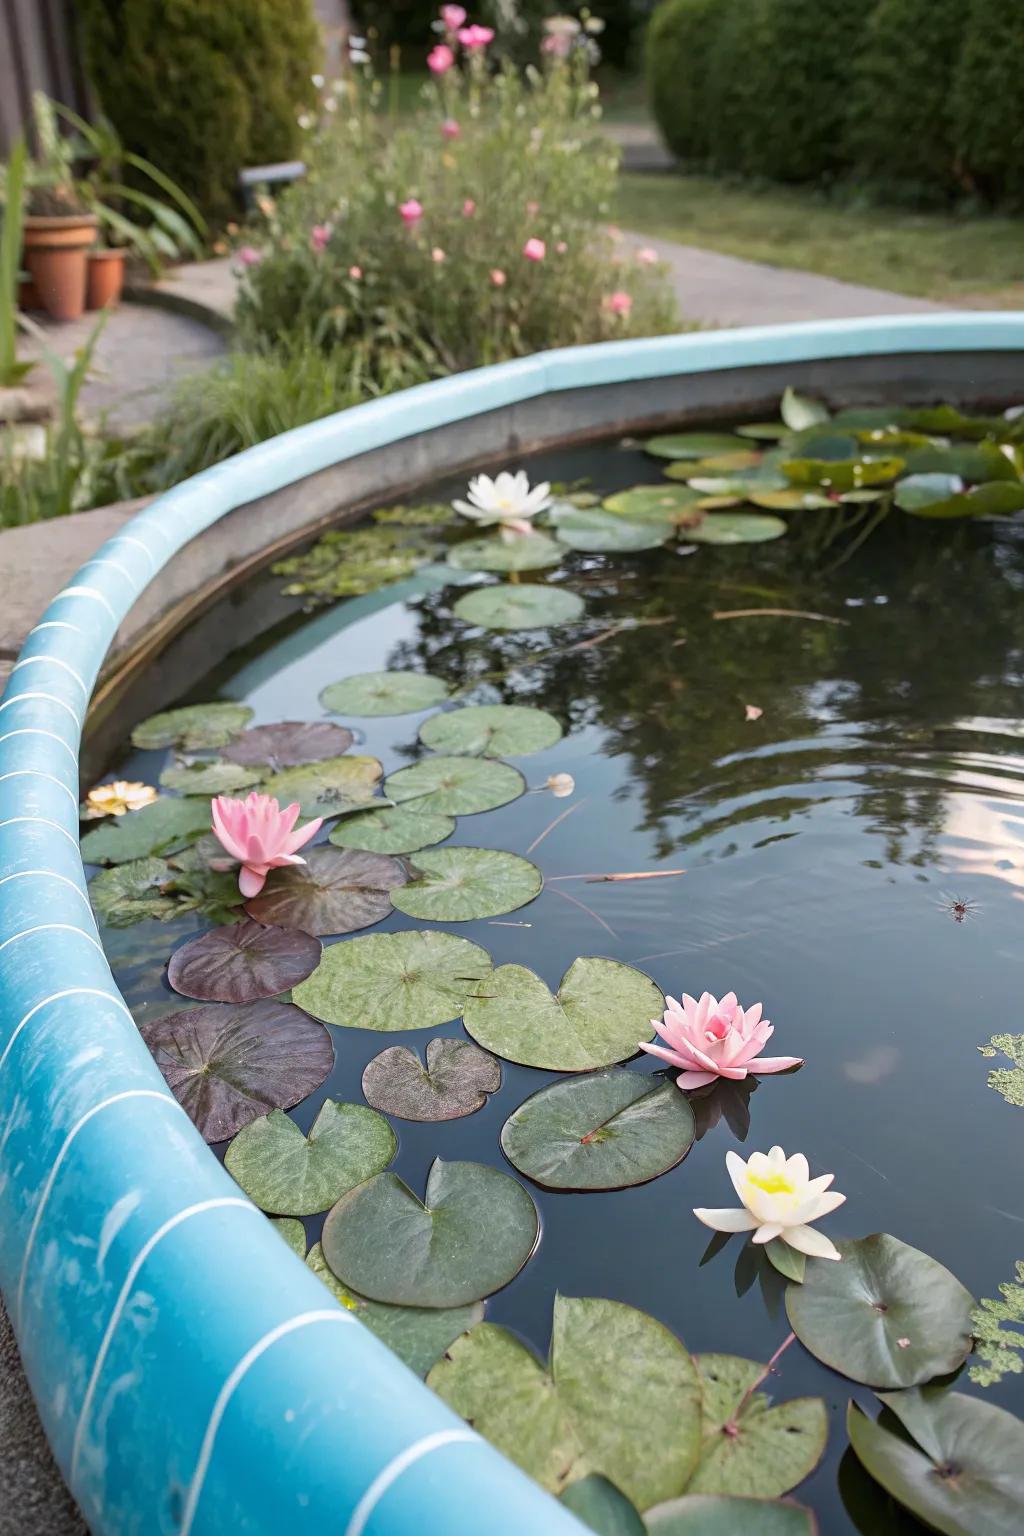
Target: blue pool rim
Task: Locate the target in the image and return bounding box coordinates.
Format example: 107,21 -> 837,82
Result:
1,314 -> 1022,1534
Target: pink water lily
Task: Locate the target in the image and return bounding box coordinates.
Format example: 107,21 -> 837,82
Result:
211,792 -> 322,899
639,990 -> 802,1090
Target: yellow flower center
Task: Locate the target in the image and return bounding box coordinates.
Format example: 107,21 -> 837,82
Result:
747,1170 -> 796,1197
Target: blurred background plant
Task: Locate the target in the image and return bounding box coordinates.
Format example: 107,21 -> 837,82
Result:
0,137 -> 31,388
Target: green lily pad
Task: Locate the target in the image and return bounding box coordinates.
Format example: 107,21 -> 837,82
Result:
559,1476 -> 645,1536
737,423 -> 787,441
785,1233 -> 975,1388
500,1068 -> 695,1190
329,805 -> 455,854
306,1243 -> 481,1377
222,721 -> 355,770
899,404 -> 1004,439
224,1099 -> 397,1215
271,1217 -> 306,1258
686,513 -> 787,545
166,917 -> 321,1003
783,457 -> 905,491
243,845 -> 407,936
138,1000 -> 334,1142
447,532 -> 563,572
454,583 -> 585,631
781,388 -> 829,431
292,929 -> 492,1030
80,796 -> 211,865
644,432 -> 751,460
689,1355 -> 827,1498
685,474 -> 789,497
392,846 -> 543,921
322,1157 -> 539,1307
977,1032 -> 1024,1106
362,1038 -> 501,1121
847,1389 -> 1024,1536
602,485 -> 705,522
645,1496 -> 816,1534
90,857 -> 182,927
902,441 -> 1019,483
428,1295 -> 703,1509
131,702 -> 254,751
419,704 -> 563,758
765,1239 -> 806,1284
463,956 -> 662,1071
159,760 -> 262,796
893,472 -> 965,511
747,489 -> 835,511
549,503 -> 674,552
784,430 -> 859,461
670,451 -> 764,475
898,479 -> 1024,519
385,755 -> 525,815
319,670 -> 449,717
259,754 -> 383,820
970,1259 -> 1024,1386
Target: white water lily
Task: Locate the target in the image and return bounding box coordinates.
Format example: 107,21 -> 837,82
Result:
452,471 -> 552,538
694,1146 -> 846,1261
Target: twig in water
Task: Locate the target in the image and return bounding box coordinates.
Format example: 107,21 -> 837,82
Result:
550,883 -> 618,938
526,799 -> 585,856
549,869 -> 686,884
712,608 -> 848,625
487,920 -> 532,927
725,1332 -> 796,1436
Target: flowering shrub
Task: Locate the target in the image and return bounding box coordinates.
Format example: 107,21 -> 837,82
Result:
235,9 -> 677,381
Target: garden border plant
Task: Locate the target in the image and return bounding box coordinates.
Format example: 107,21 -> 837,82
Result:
1,313 -> 1022,1536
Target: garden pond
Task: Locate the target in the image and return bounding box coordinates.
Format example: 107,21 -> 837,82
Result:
84,392 -> 1024,1536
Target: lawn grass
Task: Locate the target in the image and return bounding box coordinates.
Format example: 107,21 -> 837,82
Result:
616,172 -> 1024,307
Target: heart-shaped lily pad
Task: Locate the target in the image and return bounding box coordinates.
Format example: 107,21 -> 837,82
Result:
320,670 -> 450,716
645,1496 -> 815,1534
224,1099 -> 397,1215
463,957 -> 662,1071
80,796 -> 211,865
271,1217 -> 306,1257
90,857 -> 182,927
329,806 -> 455,854
292,929 -> 492,1030
783,457 -> 905,491
307,1243 -> 482,1377
322,1157 -> 539,1307
689,1355 -> 827,1498
785,1234 -> 975,1388
243,845 -> 407,936
602,485 -> 704,522
897,478 -> 1024,519
781,388 -> 830,431
447,532 -> 563,572
385,756 -> 525,815
139,1000 -> 333,1142
362,1038 -> 501,1121
847,1388 -> 1024,1536
686,513 -> 787,545
419,704 -> 563,758
893,472 -> 964,511
454,583 -> 585,631
167,918 -> 321,1002
131,702 -> 254,750
550,503 -> 673,551
392,846 -> 543,921
259,754 -> 383,820
560,1476 -> 645,1536
159,760 -> 262,796
222,721 -> 355,769
501,1068 -> 695,1190
428,1295 -> 702,1508
902,441 -> 1018,483
644,432 -> 751,460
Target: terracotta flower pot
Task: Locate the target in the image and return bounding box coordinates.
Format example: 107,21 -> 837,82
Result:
22,213 -> 99,323
86,248 -> 126,310
17,274 -> 43,311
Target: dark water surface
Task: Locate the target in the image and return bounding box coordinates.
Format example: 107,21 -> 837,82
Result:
98,440 -> 1024,1534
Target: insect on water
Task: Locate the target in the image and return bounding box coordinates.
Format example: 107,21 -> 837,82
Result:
939,892 -> 980,924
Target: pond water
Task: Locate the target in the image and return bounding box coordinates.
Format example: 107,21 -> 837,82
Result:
92,423 -> 1024,1534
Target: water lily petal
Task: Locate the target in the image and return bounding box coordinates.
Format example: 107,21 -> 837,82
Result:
753,1222 -> 784,1244
676,1069 -> 718,1089
693,1206 -> 759,1233
749,1054 -> 803,1075
783,1224 -> 842,1260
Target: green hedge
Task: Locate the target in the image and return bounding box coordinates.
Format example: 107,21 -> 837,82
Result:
645,0 -> 722,163
952,0 -> 1024,209
77,0 -> 319,225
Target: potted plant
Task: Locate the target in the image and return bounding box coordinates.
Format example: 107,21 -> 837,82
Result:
85,238 -> 126,309
22,96 -> 97,321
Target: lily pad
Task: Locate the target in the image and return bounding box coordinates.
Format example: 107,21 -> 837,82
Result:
847,1389 -> 1024,1536
737,423 -> 787,441
645,1496 -> 816,1534
362,1038 -> 501,1121
970,1260 -> 1024,1386
222,721 -> 355,770
385,755 -> 525,815
765,1239 -> 806,1284
159,760 -> 262,796
977,1032 -> 1024,1106
893,473 -> 964,511
549,503 -> 674,552
419,704 -> 563,758
243,845 -> 407,936
392,846 -> 542,922
644,432 -> 751,460
500,1068 -> 695,1190
785,1233 -> 975,1388
454,583 -> 585,631
559,1476 -> 645,1536
259,754 -> 383,820
292,929 -> 492,1031
685,474 -> 788,497
322,1157 -> 539,1307
689,1354 -> 827,1498
224,1099 -> 396,1215
90,857 -> 182,927
781,388 -> 830,431
897,479 -> 1024,519
428,1295 -> 703,1509
306,1243 -> 481,1377
80,796 -> 211,865
131,702 -> 254,751
166,918 -> 321,1003
138,1000 -> 333,1142
686,513 -> 787,545
320,670 -> 449,717
783,457 -> 905,491
447,532 -> 563,572
748,489 -> 835,511
902,441 -> 1019,483
602,485 -> 705,522
463,956 -> 662,1071
271,1217 -> 306,1258
329,805 -> 455,854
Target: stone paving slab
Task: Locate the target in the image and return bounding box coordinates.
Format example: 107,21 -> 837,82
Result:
0,1298 -> 87,1534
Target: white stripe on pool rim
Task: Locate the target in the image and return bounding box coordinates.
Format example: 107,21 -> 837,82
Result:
0,818 -> 80,849
345,1429 -> 480,1536
52,586 -> 118,621
0,772 -> 79,808
107,535 -> 158,572
0,870 -> 90,907
9,657 -> 89,698
0,924 -> 102,957
0,988 -> 129,1076
0,729 -> 78,764
0,693 -> 82,728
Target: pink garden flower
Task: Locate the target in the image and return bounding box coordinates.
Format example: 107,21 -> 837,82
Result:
458,24 -> 494,49
428,43 -> 455,73
604,290 -> 633,317
310,223 -> 331,252
236,246 -> 262,267
441,118 -> 461,139
432,246 -> 446,263
555,240 -> 568,254
399,199 -> 423,225
462,197 -> 476,216
441,5 -> 467,31
640,991 -> 802,1090
490,268 -> 507,286
211,792 -> 323,899
523,237 -> 546,261
636,246 -> 659,265
349,265 -> 363,279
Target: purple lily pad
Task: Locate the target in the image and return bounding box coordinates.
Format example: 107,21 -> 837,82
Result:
362,1038 -> 502,1122
222,721 -> 355,771
243,844 -> 408,936
167,918 -> 322,1003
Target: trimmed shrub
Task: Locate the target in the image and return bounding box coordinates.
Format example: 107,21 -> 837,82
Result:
952,0 -> 1024,208
844,0 -> 962,196
77,0 -> 319,225
704,0 -> 775,176
646,0 -> 723,164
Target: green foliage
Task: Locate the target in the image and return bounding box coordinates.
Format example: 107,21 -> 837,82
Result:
76,0 -> 319,224
952,0 -> 1024,208
971,1261 -> 1024,1387
0,137 -> 31,387
646,0 -> 721,163
704,0 -> 774,176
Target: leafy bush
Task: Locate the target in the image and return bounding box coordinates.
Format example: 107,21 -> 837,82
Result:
952,0 -> 1024,208
704,0 -> 774,176
646,0 -> 722,164
76,0 -> 319,224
